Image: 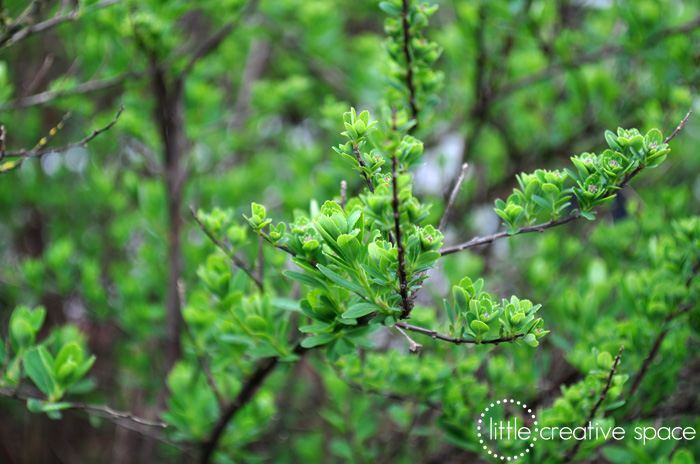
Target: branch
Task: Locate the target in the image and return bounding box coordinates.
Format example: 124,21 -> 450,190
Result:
1,105 -> 124,173
200,344 -> 307,464
438,163 -> 469,230
179,0 -> 258,78
441,108 -> 693,256
353,144 -> 375,193
1,0 -> 123,49
626,260 -> 700,401
394,325 -> 422,352
563,346 -> 624,463
0,386 -> 166,428
394,321 -> 524,345
0,72 -> 135,112
392,152 -> 412,319
189,206 -> 264,291
401,0 -> 418,130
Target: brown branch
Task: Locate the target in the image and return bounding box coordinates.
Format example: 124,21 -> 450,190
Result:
563,346 -> 624,463
180,0 -> 258,78
626,258 -> 700,405
200,344 -> 307,464
392,152 -> 412,319
441,108 -> 693,256
0,73 -> 135,111
1,105 -> 123,174
438,163 -> 469,230
2,0 -> 123,48
394,325 -> 422,352
394,321 -> 524,345
189,206 -> 264,291
401,0 -> 418,130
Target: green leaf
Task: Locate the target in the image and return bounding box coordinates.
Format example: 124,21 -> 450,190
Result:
24,346 -> 58,398
283,270 -> 327,290
301,333 -> 336,348
342,302 -> 377,319
378,1 -> 401,15
522,334 -> 539,347
317,265 -> 366,295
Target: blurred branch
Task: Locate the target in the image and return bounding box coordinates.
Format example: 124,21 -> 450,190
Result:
0,0 -> 123,49
189,205 -> 264,291
394,321 -> 524,345
0,386 -> 167,428
441,108 -> 693,256
401,0 -> 418,130
563,346 -> 624,463
179,279 -> 226,410
179,0 -> 258,78
438,163 -> 468,230
1,105 -> 123,173
0,73 -> 136,111
626,259 -> 700,403
200,344 -> 308,464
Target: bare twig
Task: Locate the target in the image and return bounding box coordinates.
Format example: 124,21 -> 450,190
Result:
395,325 -> 422,352
392,152 -> 412,319
0,386 -> 167,428
401,0 -> 418,130
0,125 -> 5,162
1,105 -> 123,174
180,0 -> 258,78
189,206 -> 264,291
1,0 -> 123,49
441,108 -> 693,256
0,73 -> 135,111
340,180 -> 347,209
563,346 -> 624,463
394,321 -> 524,345
438,163 -> 468,230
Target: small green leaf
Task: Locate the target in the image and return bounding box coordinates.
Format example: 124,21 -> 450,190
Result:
301,333 -> 336,348
24,346 -> 58,398
342,302 -> 377,319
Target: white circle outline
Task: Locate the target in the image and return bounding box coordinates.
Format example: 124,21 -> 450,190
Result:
477,398 -> 537,461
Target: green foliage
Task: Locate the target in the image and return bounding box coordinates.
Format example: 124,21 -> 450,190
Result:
0,0 -> 699,462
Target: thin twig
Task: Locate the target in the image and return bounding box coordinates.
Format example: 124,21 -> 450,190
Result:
0,73 -> 135,111
394,325 -> 422,352
438,163 -> 469,230
0,386 -> 167,427
0,124 -> 5,162
563,346 -> 624,463
1,105 -> 123,174
340,180 -> 347,209
1,0 -> 123,49
394,321 -> 524,345
401,0 -> 418,131
392,152 -> 412,319
189,206 -> 264,291
441,108 -> 693,256
180,0 -> 258,78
